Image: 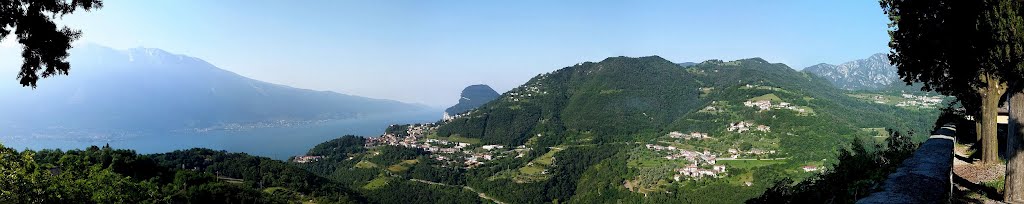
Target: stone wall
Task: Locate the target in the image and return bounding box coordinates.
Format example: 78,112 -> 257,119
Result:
858,125 -> 955,204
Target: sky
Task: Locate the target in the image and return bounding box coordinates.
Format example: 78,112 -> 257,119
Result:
0,1 -> 892,107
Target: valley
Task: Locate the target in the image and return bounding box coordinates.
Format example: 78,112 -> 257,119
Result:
287,56 -> 941,203
0,54 -> 944,203
5,0 -> 1017,203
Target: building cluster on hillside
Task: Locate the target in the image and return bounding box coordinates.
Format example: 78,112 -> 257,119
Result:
726,148 -> 778,159
362,123 -> 515,168
743,100 -> 806,114
644,144 -> 726,180
895,94 -> 943,108
667,131 -> 710,140
701,101 -> 725,113
724,147 -> 778,158
442,111 -> 473,121
674,164 -> 727,181
293,155 -> 324,163
506,82 -> 547,102
727,121 -> 770,133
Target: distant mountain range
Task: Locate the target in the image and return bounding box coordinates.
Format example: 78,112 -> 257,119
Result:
803,53 -> 899,90
0,45 -> 426,130
444,84 -> 499,117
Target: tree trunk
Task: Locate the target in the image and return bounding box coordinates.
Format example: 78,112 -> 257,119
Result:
979,119 -> 985,144
980,75 -> 1005,164
1006,89 -> 1024,203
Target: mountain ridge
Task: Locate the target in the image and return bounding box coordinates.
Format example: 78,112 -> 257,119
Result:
802,53 -> 898,90
444,84 -> 500,117
0,44 -> 427,130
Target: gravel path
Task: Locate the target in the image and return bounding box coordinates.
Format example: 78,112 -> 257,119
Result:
953,143 -> 1006,203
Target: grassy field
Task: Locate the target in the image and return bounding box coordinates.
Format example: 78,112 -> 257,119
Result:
217,176 -> 245,184
362,177 -> 391,190
862,128 -> 890,137
387,159 -> 419,173
355,160 -> 378,169
507,147 -> 567,182
699,87 -> 714,97
263,187 -> 297,195
750,93 -> 783,102
740,85 -> 791,94
719,159 -> 787,169
427,133 -> 482,144
534,148 -> 562,165
519,165 -> 545,175
847,93 -> 907,105
797,105 -> 816,115
720,159 -> 792,185
600,89 -> 624,94
518,147 -> 563,175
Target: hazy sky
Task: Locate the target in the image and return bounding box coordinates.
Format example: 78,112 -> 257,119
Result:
0,1 -> 891,107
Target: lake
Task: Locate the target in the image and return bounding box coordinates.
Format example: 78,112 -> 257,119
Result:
0,109 -> 442,160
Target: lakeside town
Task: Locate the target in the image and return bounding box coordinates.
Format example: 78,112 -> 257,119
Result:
356,123 -> 524,168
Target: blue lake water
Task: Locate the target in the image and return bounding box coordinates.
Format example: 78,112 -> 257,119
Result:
0,109 -> 442,160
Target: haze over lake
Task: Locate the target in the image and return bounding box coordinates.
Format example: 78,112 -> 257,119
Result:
0,109 -> 441,160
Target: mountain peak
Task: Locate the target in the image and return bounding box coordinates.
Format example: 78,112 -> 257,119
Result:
739,57 -> 769,64
444,84 -> 500,116
2,44 -> 426,130
598,55 -> 669,64
803,53 -> 897,90
124,47 -> 195,64
869,53 -> 888,61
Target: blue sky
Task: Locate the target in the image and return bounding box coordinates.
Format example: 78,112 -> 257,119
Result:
1,1 -> 891,107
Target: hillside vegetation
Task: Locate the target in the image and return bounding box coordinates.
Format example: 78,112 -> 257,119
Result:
299,56 -> 941,203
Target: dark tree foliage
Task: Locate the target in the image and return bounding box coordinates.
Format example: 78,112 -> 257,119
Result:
880,0 -> 1020,164
0,0 -> 103,87
149,148 -> 365,202
0,143 -> 359,203
296,141 -> 487,203
307,135 -> 367,157
385,124 -> 410,137
463,145 -> 621,203
880,0 -> 988,93
747,132 -> 917,203
405,158 -> 467,185
367,146 -> 426,166
363,179 -> 484,204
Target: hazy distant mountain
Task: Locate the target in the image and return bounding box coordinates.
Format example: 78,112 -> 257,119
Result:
803,53 -> 898,90
0,44 -> 426,130
444,84 -> 499,116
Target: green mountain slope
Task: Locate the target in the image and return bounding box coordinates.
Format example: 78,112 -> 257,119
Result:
298,56 -> 942,203
437,56 -> 704,146
0,144 -> 365,203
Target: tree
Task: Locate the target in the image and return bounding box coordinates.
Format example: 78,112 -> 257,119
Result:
0,0 -> 103,88
881,0 -> 1006,164
994,0 -> 1024,202
961,0 -> 1024,202
883,0 -> 1024,201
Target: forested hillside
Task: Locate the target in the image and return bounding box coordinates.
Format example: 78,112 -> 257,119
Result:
0,143 -> 364,203
296,56 -> 943,203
